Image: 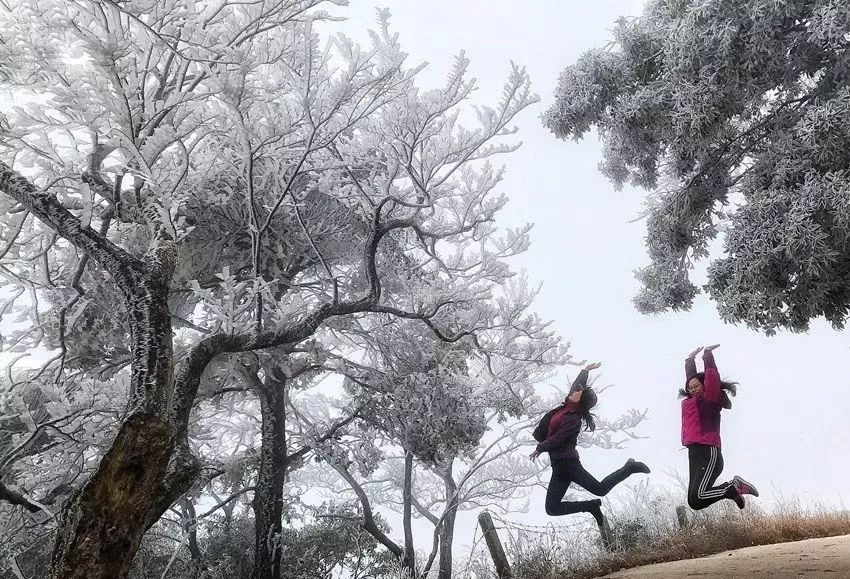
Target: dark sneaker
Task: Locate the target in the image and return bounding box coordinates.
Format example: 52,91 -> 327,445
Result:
626,458 -> 651,474
599,515 -> 614,551
731,492 -> 745,510
586,498 -> 604,526
732,475 -> 760,497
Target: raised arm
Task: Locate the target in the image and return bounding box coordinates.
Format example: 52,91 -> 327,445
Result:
685,347 -> 701,381
570,369 -> 589,393
702,345 -> 721,402
570,362 -> 600,393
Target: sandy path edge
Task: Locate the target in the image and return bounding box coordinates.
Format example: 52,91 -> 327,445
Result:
598,533 -> 850,578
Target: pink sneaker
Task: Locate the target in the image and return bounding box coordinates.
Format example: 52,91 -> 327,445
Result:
732,475 -> 759,497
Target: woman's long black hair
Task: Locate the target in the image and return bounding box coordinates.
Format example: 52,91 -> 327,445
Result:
679,372 -> 738,409
578,388 -> 598,431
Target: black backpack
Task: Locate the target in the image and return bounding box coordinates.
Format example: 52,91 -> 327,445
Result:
532,407 -> 561,442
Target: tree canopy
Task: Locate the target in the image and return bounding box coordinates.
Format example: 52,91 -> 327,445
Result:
545,0 -> 850,334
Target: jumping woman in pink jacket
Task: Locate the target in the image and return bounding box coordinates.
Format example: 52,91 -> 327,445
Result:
682,344 -> 759,510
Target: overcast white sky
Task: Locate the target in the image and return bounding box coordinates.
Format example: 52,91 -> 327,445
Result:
331,0 -> 850,552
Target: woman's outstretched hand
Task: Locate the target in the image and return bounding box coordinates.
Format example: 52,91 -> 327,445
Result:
687,347 -> 702,359
528,450 -> 541,461
584,362 -> 602,371
704,344 -> 720,352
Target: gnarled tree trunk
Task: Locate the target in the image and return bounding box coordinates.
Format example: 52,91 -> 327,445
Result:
1,161 -> 214,579
50,259 -> 201,579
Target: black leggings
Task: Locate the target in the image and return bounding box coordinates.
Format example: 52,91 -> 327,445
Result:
687,444 -> 737,510
545,458 -> 632,516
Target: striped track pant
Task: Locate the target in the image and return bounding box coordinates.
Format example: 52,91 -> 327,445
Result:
687,444 -> 736,510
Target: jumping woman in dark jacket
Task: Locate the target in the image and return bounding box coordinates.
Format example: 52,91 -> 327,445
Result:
530,362 -> 650,525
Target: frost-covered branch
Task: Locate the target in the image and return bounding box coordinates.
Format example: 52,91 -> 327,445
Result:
0,162 -> 140,285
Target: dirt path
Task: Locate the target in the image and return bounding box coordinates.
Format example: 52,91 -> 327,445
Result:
600,534 -> 850,579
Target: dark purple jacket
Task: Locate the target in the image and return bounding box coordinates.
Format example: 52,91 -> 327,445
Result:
681,350 -> 722,447
535,369 -> 588,459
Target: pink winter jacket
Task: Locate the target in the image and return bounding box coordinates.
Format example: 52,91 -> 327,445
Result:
681,350 -> 723,448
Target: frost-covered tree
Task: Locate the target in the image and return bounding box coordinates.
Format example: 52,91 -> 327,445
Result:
308,315 -> 566,579
545,0 -> 850,334
0,1 -> 548,577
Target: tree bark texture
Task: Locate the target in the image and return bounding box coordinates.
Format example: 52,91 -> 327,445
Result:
252,375 -> 288,579
49,264 -> 201,579
401,450 -> 417,578
437,464 -> 458,579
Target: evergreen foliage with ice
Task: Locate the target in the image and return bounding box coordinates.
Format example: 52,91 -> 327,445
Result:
545,0 -> 850,334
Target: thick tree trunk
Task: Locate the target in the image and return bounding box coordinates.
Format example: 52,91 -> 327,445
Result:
437,464 -> 458,579
252,375 -> 288,579
50,253 -> 200,579
4,157 -> 205,579
401,450 -> 417,578
50,413 -> 192,579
